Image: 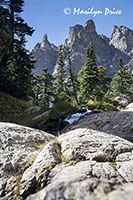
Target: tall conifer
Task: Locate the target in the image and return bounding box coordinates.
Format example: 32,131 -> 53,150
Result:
78,42 -> 99,103
0,0 -> 34,100
54,45 -> 67,101
112,58 -> 133,96
66,45 -> 79,105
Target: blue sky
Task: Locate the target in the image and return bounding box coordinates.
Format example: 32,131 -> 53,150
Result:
22,0 -> 133,51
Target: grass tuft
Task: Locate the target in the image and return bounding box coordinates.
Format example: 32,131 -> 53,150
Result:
109,162 -> 117,170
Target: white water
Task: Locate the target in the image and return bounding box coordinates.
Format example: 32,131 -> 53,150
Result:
64,110 -> 92,124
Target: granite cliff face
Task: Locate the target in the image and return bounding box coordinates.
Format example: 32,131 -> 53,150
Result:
32,34 -> 58,74
110,25 -> 133,57
32,20 -> 132,76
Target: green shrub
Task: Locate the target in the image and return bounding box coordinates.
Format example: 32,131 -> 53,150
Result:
87,100 -> 118,111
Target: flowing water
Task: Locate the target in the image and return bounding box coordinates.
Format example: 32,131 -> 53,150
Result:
64,109 -> 92,124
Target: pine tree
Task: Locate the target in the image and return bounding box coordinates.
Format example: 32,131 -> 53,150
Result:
66,45 -> 79,105
8,0 -> 33,43
32,74 -> 43,105
40,68 -> 53,107
54,45 -> 67,101
112,58 -> 133,96
5,35 -> 34,99
32,68 -> 53,107
78,42 -> 99,103
93,65 -> 112,101
0,0 -> 11,61
0,0 -> 34,100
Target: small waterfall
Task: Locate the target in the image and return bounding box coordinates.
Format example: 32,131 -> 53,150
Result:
64,109 -> 92,124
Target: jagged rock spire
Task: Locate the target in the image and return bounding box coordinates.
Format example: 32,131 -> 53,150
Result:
41,34 -> 51,49
84,19 -> 96,32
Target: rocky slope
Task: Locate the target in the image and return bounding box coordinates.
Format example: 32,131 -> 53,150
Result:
0,106 -> 133,200
63,103 -> 133,142
32,20 -> 132,76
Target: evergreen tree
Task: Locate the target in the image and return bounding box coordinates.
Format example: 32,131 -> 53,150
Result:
32,74 -> 43,106
66,45 -> 79,105
0,0 -> 34,100
0,0 -> 11,61
78,42 -> 99,103
112,58 -> 133,96
32,68 -> 53,107
40,68 -> 53,107
93,65 -> 112,101
8,0 -> 33,43
4,35 -> 34,99
54,45 -> 67,101
0,0 -> 8,18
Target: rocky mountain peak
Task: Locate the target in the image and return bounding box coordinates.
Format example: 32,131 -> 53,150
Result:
110,25 -> 133,56
32,20 -> 132,76
84,19 -> 96,32
113,25 -> 119,31
43,33 -> 48,40
41,33 -> 51,49
32,34 -> 58,74
69,24 -> 83,37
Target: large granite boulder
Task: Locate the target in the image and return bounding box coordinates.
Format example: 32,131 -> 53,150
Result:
0,123 -> 55,198
1,121 -> 133,200
22,128 -> 133,200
